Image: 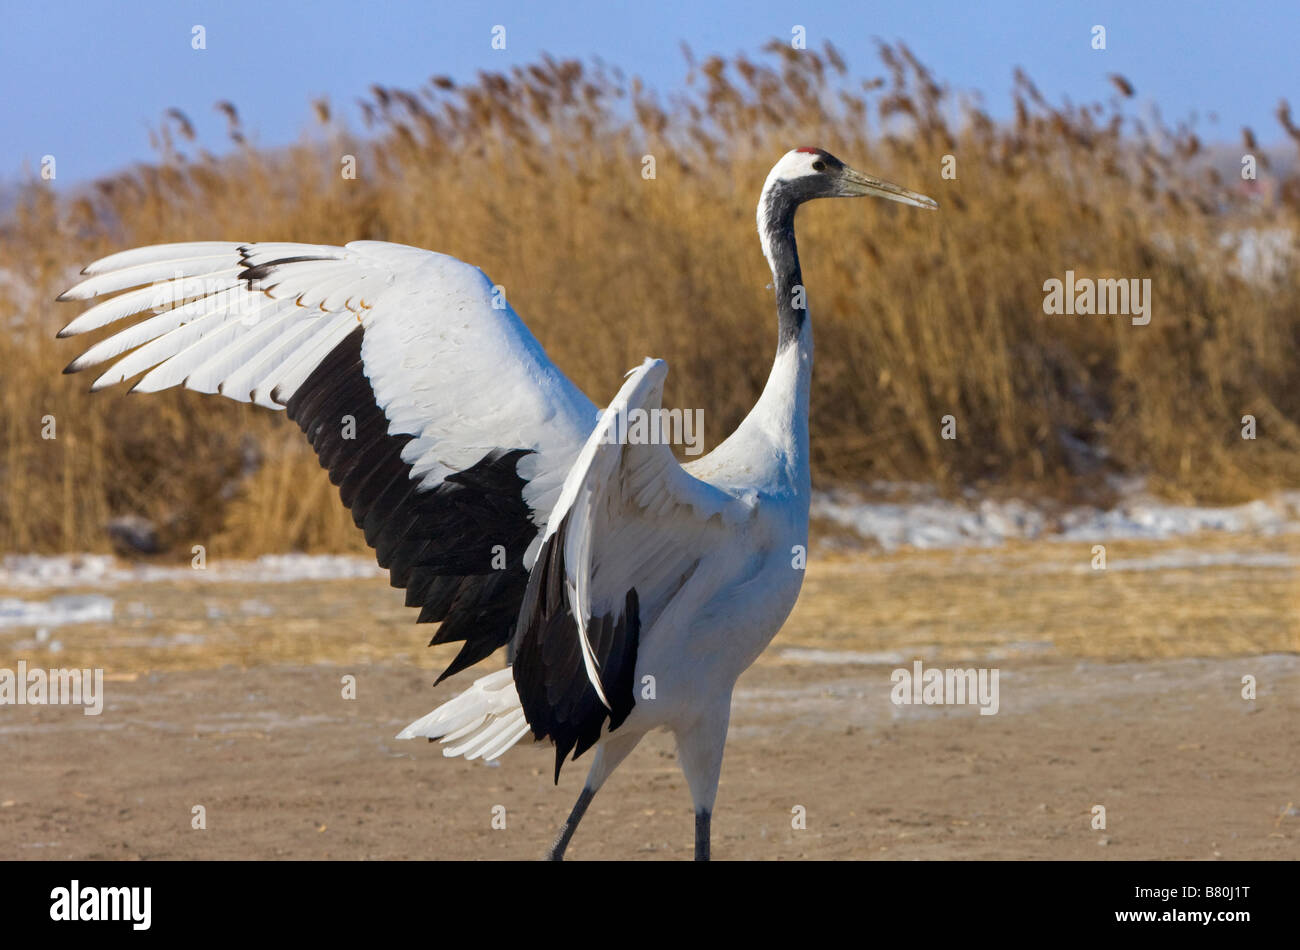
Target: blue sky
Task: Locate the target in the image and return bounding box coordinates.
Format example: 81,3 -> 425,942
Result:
3,0 -> 1296,183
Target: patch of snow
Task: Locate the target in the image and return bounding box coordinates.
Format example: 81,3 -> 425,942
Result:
1217,226 -> 1294,284
0,553 -> 383,590
239,599 -> 275,617
780,647 -> 908,666
1153,226 -> 1295,286
1058,495 -> 1300,542
812,492 -> 1050,550
0,266 -> 41,327
812,485 -> 1300,552
0,594 -> 114,629
1087,549 -> 1300,572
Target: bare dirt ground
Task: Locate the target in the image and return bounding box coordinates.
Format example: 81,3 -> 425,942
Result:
2,532 -> 1297,860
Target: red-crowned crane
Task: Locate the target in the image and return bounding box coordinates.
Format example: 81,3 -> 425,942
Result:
58,148 -> 937,859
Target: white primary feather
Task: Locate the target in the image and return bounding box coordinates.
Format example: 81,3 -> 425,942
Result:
59,254 -> 236,301
78,241 -> 245,275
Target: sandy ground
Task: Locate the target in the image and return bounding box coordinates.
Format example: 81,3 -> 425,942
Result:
2,532 -> 1298,860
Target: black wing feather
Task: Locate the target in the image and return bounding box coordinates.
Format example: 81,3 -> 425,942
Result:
286,327 -> 537,683
510,512 -> 641,782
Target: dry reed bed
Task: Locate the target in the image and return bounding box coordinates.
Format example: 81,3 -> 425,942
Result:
2,42 -> 1299,556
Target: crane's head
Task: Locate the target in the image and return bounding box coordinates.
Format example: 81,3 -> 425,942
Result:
763,147 -> 938,210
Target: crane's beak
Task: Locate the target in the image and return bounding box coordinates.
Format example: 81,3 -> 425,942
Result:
839,167 -> 939,210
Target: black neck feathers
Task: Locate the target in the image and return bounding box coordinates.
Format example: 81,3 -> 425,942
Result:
761,181 -> 808,349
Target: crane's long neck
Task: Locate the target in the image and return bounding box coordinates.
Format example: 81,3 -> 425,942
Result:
746,180 -> 813,492
759,181 -> 808,349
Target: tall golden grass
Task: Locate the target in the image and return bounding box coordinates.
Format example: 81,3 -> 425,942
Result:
3,42 -> 1299,557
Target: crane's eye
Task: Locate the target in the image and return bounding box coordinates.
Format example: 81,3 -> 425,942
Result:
811,160 -> 826,172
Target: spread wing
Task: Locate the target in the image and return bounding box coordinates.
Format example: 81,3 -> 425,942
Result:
58,240 -> 599,679
510,358 -> 752,779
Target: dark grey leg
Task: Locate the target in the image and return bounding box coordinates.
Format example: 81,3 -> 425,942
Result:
546,786 -> 595,861
694,809 -> 711,861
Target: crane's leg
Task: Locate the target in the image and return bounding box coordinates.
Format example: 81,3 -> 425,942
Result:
546,730 -> 641,861
695,810 -> 711,862
676,702 -> 731,861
